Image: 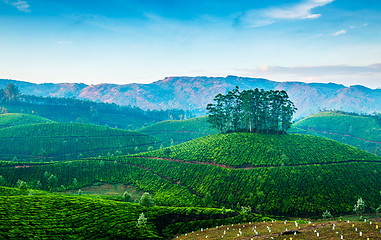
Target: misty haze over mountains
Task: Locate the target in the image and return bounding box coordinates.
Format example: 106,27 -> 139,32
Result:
1,76 -> 380,119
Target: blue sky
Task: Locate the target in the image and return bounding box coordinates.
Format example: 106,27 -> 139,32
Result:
1,0 -> 381,88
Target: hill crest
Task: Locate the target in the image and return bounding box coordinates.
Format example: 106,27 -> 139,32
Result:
138,132 -> 381,167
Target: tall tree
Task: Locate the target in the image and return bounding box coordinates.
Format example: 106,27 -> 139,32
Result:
206,94 -> 226,133
3,83 -> 20,102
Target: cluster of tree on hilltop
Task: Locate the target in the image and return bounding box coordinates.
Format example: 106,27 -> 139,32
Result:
206,87 -> 297,134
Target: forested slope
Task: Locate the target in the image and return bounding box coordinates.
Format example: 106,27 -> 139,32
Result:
0,123 -> 161,162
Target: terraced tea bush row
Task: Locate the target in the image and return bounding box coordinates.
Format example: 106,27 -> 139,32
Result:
1,150 -> 380,216
0,122 -> 161,162
139,133 -> 380,167
0,191 -> 268,239
0,113 -> 53,128
116,157 -> 381,216
0,160 -> 202,207
293,111 -> 381,142
290,111 -> 381,156
139,116 -> 217,146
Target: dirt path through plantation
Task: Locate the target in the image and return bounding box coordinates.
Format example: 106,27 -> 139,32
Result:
130,156 -> 381,170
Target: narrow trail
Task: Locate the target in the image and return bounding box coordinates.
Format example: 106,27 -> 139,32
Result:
295,127 -> 381,144
121,161 -> 200,196
2,155 -> 381,172
130,156 -> 381,170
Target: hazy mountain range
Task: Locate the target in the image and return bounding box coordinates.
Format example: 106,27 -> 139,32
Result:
1,76 -> 380,119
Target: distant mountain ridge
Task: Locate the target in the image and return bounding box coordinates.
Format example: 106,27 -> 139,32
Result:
1,76 -> 380,118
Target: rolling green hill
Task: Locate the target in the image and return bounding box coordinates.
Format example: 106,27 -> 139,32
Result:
289,111 -> 381,156
138,132 -> 380,166
0,113 -> 53,128
0,187 -> 266,239
0,123 -> 161,162
139,116 -> 217,146
1,133 -> 380,217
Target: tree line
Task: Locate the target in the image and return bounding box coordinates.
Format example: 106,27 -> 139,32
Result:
206,87 -> 297,134
0,83 -> 194,121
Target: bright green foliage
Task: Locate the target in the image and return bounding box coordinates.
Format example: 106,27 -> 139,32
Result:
353,197 -> 366,215
139,116 -> 217,147
137,213 -> 147,227
0,113 -> 53,129
290,111 -> 381,156
139,132 -> 380,167
16,180 -> 28,190
140,192 -> 154,207
122,191 -> 132,202
322,210 -> 333,218
0,187 -> 266,239
0,122 -> 161,162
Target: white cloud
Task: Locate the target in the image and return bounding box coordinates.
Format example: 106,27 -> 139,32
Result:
243,0 -> 334,27
7,0 -> 31,13
238,63 -> 381,89
333,29 -> 346,36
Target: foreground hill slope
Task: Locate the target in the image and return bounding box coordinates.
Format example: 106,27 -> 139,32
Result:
139,116 -> 217,146
139,132 -> 380,167
0,187 -> 265,239
0,123 -> 161,162
290,111 -> 381,155
2,77 -> 380,118
0,113 -> 53,128
1,133 -> 380,216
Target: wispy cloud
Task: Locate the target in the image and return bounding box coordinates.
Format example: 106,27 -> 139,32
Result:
243,0 -> 334,27
333,29 -> 346,36
238,63 -> 381,89
4,0 -> 31,13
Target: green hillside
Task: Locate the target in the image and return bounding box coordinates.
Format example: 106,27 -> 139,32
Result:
139,116 -> 217,146
0,113 -> 53,128
0,187 -> 266,239
290,111 -> 381,156
0,122 -> 161,162
1,133 -> 380,217
138,132 -> 380,167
